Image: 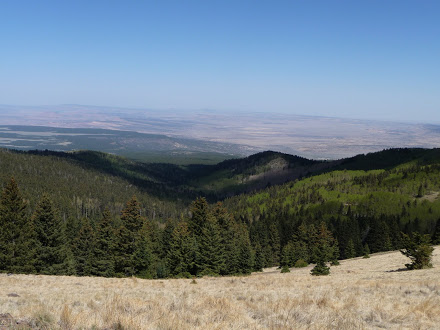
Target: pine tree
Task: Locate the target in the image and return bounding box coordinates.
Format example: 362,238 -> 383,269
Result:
0,177 -> 35,273
400,232 -> 434,270
280,241 -> 295,267
345,239 -> 356,258
330,238 -> 340,265
383,233 -> 393,251
236,224 -> 254,274
32,193 -> 66,274
213,203 -> 239,275
72,217 -> 96,276
167,221 -> 196,276
114,224 -> 133,276
268,223 -> 281,266
310,222 -> 334,276
417,184 -> 425,198
161,218 -> 177,259
310,247 -> 330,276
367,219 -> 393,253
253,242 -> 264,272
307,224 -> 319,263
133,222 -> 153,278
115,196 -> 145,276
432,219 -> 440,245
121,196 -> 144,234
199,215 -> 225,275
93,209 -> 115,277
363,243 -> 370,258
188,197 -> 210,237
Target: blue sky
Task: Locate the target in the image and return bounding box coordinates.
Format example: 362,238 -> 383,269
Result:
1,0 -> 439,122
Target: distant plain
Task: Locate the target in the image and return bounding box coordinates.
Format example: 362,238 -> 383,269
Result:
1,105 -> 440,161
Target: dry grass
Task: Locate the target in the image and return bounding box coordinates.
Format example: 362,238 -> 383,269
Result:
1,247 -> 440,329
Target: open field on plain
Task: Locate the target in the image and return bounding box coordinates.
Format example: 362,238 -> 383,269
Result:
3,105 -> 440,160
1,247 -> 439,329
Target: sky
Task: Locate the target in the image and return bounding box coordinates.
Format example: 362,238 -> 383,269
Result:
1,0 -> 439,122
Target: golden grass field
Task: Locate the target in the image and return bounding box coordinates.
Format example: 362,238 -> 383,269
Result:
1,247 -> 439,329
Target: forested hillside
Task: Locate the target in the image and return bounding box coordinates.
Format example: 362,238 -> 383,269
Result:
0,148 -> 184,220
224,148 -> 440,266
0,147 -> 439,279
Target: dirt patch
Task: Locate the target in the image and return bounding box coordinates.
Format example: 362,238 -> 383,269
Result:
420,191 -> 439,202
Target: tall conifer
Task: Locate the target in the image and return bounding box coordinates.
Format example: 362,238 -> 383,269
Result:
188,197 -> 210,237
0,177 -> 35,273
93,209 -> 115,277
72,217 -> 96,276
32,193 -> 65,274
199,216 -> 225,275
115,196 -> 144,276
133,222 -> 153,278
167,221 -> 196,276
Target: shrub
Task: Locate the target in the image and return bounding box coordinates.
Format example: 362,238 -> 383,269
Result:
294,259 -> 308,268
280,265 -> 290,273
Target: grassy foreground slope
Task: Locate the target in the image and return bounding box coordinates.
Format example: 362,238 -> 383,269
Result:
1,247 -> 439,329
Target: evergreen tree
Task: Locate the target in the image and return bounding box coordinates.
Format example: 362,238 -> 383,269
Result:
93,209 -> 115,277
363,243 -> 370,258
188,197 -> 210,237
0,177 -> 35,273
253,242 -> 264,272
114,224 -> 133,276
161,218 -> 177,259
330,238 -> 340,265
72,217 -> 96,276
133,222 -> 153,278
115,196 -> 145,276
167,221 -> 196,276
345,239 -> 356,258
33,193 -> 66,274
417,184 -> 425,198
268,223 -> 281,266
432,219 -> 440,245
310,247 -> 330,276
198,216 -> 225,275
280,241 -> 295,267
121,196 -> 144,234
236,224 -> 254,274
383,233 -> 393,251
142,220 -> 161,260
307,224 -> 319,263
213,203 -> 239,275
310,222 -> 334,276
367,218 -> 393,253
400,232 -> 434,270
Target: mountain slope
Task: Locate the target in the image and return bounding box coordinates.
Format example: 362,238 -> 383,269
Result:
2,146 -> 440,221
0,148 -> 184,221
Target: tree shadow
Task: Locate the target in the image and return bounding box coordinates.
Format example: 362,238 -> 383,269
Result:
386,267 -> 409,273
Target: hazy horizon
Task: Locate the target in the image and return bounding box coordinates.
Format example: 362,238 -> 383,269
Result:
1,103 -> 439,126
